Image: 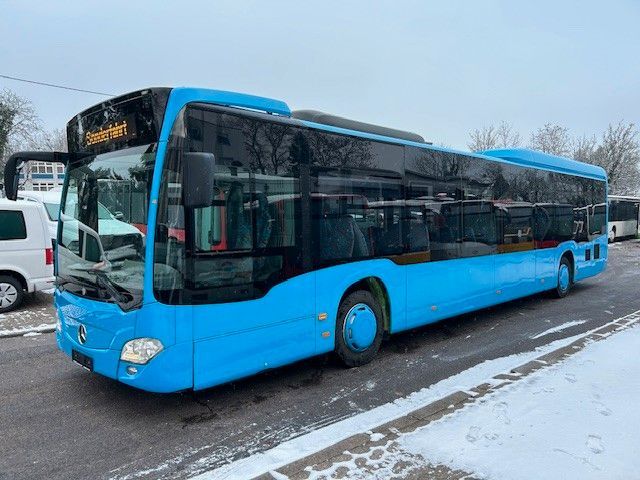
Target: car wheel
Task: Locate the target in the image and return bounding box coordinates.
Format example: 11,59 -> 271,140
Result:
335,290 -> 384,367
0,275 -> 24,313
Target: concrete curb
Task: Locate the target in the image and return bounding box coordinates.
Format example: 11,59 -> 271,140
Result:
252,309 -> 640,479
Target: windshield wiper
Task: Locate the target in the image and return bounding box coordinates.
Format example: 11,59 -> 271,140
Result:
57,274 -> 96,291
86,269 -> 128,303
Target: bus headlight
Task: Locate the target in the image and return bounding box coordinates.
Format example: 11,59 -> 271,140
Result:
120,338 -> 164,364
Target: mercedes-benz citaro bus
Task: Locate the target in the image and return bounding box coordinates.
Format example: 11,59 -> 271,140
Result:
3,88 -> 608,393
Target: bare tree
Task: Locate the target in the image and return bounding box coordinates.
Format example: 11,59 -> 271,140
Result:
590,121 -> 640,195
30,127 -> 67,152
571,134 -> 598,163
529,123 -> 571,156
496,122 -> 521,149
468,122 -> 520,152
0,89 -> 42,185
468,125 -> 497,152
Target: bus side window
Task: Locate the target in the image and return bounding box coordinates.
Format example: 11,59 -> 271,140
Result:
406,206 -> 430,253
533,205 -> 551,241
499,205 -> 534,251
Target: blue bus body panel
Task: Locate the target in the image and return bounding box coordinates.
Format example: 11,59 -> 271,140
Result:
406,254 -> 495,329
55,290 -> 192,393
192,272 -> 316,390
314,259 -> 407,337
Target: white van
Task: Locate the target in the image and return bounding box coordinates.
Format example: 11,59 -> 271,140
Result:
17,190 -> 62,241
17,189 -> 143,245
0,199 -> 55,312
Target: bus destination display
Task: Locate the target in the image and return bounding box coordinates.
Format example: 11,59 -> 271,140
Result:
85,114 -> 137,147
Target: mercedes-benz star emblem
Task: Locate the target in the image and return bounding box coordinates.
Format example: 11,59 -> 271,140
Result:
78,324 -> 87,345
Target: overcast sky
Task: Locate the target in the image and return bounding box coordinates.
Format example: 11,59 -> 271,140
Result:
1,0 -> 639,149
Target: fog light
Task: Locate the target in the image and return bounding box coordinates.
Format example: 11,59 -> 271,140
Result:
126,366 -> 138,375
120,338 -> 163,364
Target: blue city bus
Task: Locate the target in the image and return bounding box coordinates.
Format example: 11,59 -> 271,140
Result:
3,88 -> 608,393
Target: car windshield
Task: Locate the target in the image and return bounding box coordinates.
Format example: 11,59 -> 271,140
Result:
44,202 -> 60,221
57,144 -> 155,309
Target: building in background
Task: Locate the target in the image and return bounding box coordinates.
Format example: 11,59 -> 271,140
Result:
19,161 -> 65,191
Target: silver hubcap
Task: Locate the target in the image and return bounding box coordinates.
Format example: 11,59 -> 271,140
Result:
0,283 -> 18,308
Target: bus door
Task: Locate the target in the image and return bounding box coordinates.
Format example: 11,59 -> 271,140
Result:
406,200 -> 496,328
533,204 -> 572,286
495,204 -> 536,299
187,170 -> 316,390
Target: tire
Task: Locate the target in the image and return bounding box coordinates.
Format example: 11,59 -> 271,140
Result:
553,257 -> 573,299
0,275 -> 24,313
335,290 -> 384,367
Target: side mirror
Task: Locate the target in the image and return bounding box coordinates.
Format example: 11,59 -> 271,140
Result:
182,152 -> 216,209
113,211 -> 125,221
3,151 -> 70,200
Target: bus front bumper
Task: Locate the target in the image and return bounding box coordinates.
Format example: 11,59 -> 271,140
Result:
55,320 -> 192,394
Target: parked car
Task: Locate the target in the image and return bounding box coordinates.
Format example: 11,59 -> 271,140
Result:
17,189 -> 62,242
17,189 -> 144,247
0,199 -> 55,312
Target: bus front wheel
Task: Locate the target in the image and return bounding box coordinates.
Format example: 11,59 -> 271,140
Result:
335,290 -> 384,367
554,257 -> 573,298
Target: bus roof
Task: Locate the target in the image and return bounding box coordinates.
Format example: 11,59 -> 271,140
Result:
480,148 -> 607,181
78,88 -> 607,183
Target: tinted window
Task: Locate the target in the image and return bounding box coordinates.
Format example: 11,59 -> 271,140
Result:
312,166 -> 403,264
154,106 -> 306,305
460,155 -> 497,257
0,211 -> 27,240
405,149 -> 465,260
154,107 -> 609,305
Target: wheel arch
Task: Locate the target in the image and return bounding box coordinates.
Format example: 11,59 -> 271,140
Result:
339,276 -> 392,333
559,250 -> 575,281
0,270 -> 28,291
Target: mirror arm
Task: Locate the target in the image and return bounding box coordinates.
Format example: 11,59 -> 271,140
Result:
3,151 -> 71,200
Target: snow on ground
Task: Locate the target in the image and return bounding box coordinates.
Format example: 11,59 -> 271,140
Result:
195,329 -> 609,480
0,322 -> 56,338
530,320 -> 587,339
0,291 -> 56,337
399,324 -> 640,479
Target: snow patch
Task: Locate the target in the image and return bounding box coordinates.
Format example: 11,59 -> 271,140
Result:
531,320 -> 587,339
399,325 -> 640,480
0,323 -> 56,338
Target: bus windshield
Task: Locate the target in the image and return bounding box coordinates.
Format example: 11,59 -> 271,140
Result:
57,144 -> 154,309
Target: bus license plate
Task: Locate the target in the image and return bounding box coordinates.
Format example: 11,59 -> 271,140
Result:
72,349 -> 94,372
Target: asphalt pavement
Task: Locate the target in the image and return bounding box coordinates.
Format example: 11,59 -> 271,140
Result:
0,240 -> 639,480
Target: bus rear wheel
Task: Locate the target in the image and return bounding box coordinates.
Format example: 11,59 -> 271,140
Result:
335,290 -> 384,367
554,257 -> 573,298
